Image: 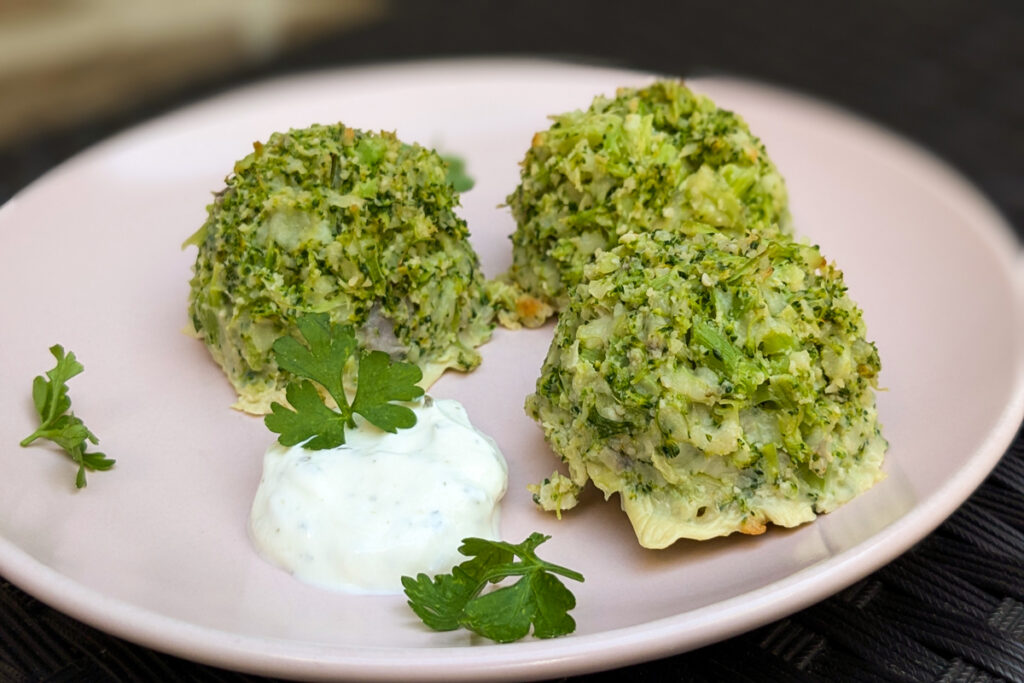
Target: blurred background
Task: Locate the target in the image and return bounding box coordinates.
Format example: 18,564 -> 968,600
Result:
1,1 -> 1022,681
1,0 -> 1021,234
0,0 -> 384,143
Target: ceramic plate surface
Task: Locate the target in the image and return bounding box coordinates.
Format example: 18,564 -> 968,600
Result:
1,59 -> 1022,681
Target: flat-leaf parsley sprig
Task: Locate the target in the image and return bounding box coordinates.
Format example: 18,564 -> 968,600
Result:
264,313 -> 425,449
21,345 -> 114,488
402,532 -> 584,643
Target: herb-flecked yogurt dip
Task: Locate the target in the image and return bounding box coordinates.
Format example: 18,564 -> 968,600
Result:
250,396 -> 508,594
184,124 -> 494,414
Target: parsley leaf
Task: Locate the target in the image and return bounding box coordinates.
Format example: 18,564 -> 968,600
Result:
20,345 -> 114,488
441,154 -> 475,193
265,380 -> 349,449
351,350 -> 424,432
402,532 -> 584,643
264,313 -> 425,448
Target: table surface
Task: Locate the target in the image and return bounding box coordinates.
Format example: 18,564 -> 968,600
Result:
2,1 -> 1022,681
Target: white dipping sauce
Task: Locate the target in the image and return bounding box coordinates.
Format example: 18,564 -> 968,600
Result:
249,397 -> 507,594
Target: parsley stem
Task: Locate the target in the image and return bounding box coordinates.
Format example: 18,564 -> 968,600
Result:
476,561 -> 584,587
19,430 -> 42,447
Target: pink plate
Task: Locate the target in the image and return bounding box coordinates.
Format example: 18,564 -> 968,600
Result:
1,59 -> 1022,681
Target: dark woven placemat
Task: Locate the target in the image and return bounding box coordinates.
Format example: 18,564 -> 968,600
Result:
2,1 -> 1022,681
